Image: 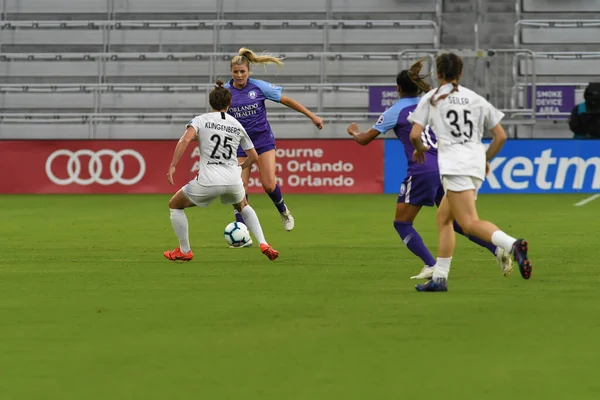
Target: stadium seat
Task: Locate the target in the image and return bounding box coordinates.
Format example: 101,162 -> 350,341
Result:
0,52 -> 407,84
520,0 -> 600,13
0,20 -> 437,53
515,21 -> 600,51
519,55 -> 600,80
3,0 -> 111,19
0,84 -> 369,114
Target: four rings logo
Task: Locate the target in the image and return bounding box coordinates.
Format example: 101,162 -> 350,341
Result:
45,149 -> 146,186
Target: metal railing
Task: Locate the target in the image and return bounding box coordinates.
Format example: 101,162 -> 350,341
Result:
396,48 -> 537,120
0,51 -> 417,99
0,19 -> 440,53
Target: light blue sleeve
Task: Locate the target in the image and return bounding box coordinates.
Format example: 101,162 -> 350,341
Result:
250,79 -> 283,102
372,104 -> 401,134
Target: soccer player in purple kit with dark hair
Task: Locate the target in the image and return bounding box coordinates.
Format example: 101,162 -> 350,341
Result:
225,48 -> 323,247
347,60 -> 513,279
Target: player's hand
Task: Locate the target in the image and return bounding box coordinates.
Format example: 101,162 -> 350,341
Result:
485,161 -> 490,176
312,115 -> 324,130
167,166 -> 176,186
412,149 -> 428,164
346,122 -> 359,137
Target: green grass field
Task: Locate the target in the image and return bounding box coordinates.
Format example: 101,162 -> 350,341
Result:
1,193 -> 599,399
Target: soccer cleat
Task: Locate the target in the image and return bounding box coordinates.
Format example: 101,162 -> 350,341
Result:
280,207 -> 295,231
229,238 -> 253,249
163,247 -> 194,262
495,247 -> 513,277
415,278 -> 448,292
512,239 -> 532,279
410,266 -> 434,280
260,243 -> 279,261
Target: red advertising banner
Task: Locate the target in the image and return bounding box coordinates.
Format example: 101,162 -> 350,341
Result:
0,140 -> 383,194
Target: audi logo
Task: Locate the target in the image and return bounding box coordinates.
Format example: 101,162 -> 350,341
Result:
45,149 -> 146,186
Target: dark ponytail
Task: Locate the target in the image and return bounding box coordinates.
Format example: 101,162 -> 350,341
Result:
209,79 -> 232,110
396,59 -> 432,96
430,53 -> 463,106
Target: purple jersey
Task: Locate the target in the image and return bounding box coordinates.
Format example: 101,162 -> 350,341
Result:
225,78 -> 282,151
373,96 -> 439,175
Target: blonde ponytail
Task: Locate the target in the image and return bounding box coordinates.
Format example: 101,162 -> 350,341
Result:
230,47 -> 284,69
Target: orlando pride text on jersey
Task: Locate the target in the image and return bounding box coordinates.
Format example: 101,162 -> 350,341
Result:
225,78 -> 283,150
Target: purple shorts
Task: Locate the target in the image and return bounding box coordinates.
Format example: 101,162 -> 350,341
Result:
397,171 -> 445,207
237,143 -> 276,158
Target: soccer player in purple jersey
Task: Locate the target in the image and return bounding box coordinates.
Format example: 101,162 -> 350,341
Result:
347,61 -> 513,280
225,48 -> 323,243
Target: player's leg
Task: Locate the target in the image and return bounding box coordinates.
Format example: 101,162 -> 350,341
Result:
416,194 -> 453,292
435,185 -> 512,275
395,173 -> 441,279
231,193 -> 279,261
257,148 -> 294,231
446,177 -> 530,279
394,203 -> 437,279
164,188 -> 196,261
234,153 -> 250,224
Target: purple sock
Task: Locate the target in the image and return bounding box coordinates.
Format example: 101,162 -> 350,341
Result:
266,184 -> 287,213
234,194 -> 248,224
453,221 -> 497,255
234,210 -> 245,224
393,221 -> 436,267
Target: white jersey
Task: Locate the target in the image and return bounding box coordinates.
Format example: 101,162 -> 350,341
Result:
408,84 -> 504,181
187,112 -> 254,186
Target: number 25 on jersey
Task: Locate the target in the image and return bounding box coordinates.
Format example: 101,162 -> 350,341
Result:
210,134 -> 234,160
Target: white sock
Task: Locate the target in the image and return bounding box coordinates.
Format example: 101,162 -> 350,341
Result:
491,230 -> 516,253
240,205 -> 267,245
170,208 -> 191,253
432,257 -> 452,282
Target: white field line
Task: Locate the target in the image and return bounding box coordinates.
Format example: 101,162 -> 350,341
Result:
574,194 -> 600,207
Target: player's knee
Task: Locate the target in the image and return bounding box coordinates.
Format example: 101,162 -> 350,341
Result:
236,197 -> 248,211
261,179 -> 277,193
456,217 -> 476,235
436,209 -> 452,227
168,197 -> 179,209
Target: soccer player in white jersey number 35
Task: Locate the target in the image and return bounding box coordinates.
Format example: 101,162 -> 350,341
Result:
408,53 -> 533,292
163,80 -> 279,262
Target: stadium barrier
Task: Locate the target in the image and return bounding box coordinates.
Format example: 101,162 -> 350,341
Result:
384,139 -> 600,194
0,139 -> 383,194
1,139 -> 597,195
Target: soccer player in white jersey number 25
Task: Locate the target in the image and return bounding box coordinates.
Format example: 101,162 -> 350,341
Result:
163,80 -> 279,262
409,52 -> 533,292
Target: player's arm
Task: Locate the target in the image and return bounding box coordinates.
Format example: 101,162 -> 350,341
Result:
349,106 -> 399,145
253,79 -> 323,129
239,148 -> 258,170
486,123 -> 507,161
346,123 -> 380,145
280,95 -> 323,129
167,126 -> 196,185
238,126 -> 257,170
484,102 -> 507,161
408,95 -> 431,155
409,123 -> 430,153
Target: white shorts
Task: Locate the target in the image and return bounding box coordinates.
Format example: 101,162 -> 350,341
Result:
441,175 -> 483,199
182,179 -> 245,208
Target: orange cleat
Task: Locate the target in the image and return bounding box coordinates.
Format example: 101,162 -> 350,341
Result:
260,243 -> 279,261
163,247 -> 194,262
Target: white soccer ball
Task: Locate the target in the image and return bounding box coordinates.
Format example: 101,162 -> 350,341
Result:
223,222 -> 251,246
